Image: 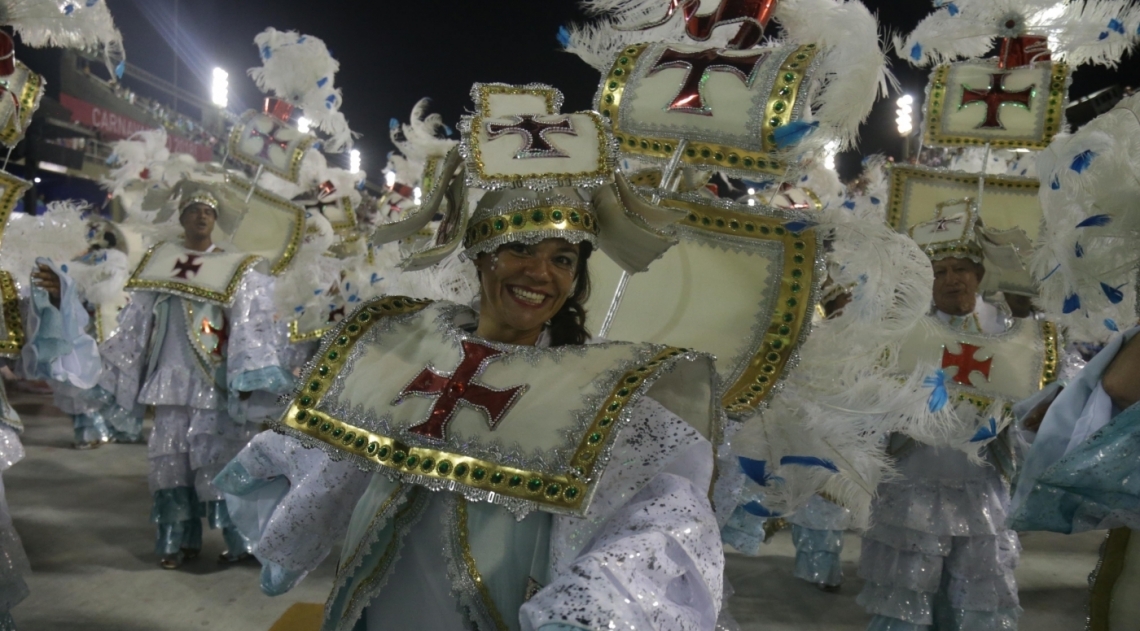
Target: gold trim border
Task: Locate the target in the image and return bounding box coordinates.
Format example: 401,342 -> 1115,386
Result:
288,318 -> 332,344
124,243 -> 263,305
464,206 -> 599,252
0,63 -> 45,147
280,296 -> 691,513
0,171 -> 32,251
474,84 -> 560,118
455,497 -> 510,631
0,271 -> 24,357
327,196 -> 358,233
224,175 -> 306,275
597,43 -> 818,177
886,164 -> 1039,231
226,110 -> 316,183
1088,528 -> 1131,631
923,62 -> 1069,150
662,198 -> 817,415
466,110 -> 613,188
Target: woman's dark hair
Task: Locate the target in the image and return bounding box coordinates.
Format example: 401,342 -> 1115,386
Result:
548,241 -> 593,347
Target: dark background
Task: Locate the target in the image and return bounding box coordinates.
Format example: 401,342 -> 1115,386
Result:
108,0 -> 1136,182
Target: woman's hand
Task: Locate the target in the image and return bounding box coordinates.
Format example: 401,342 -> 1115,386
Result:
1022,387 -> 1061,432
31,263 -> 62,308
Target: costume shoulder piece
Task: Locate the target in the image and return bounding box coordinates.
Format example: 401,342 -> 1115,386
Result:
125,242 -> 263,307
0,270 -> 23,359
896,314 -> 1059,414
275,297 -> 719,517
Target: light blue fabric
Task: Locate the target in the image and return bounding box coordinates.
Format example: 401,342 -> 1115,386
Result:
22,258 -> 102,389
260,560 -> 306,597
721,504 -> 767,555
214,459 -> 295,593
229,365 -> 294,395
866,614 -> 926,631
86,386 -> 144,442
792,524 -> 843,586
72,412 -> 110,444
151,487 -> 204,555
1009,326 -> 1140,533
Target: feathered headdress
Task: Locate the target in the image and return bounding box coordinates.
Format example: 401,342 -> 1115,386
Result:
248,28 -> 355,153
1,0 -> 125,74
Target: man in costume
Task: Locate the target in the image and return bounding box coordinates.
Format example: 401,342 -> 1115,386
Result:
856,207 -> 1060,631
225,83 -> 726,631
93,180 -> 292,569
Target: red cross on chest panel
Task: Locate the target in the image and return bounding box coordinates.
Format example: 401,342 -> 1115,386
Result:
395,340 -> 528,442
172,254 -> 203,279
941,342 -> 994,386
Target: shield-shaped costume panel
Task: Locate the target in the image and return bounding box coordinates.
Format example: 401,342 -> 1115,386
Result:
0,271 -> 23,359
226,110 -> 316,183
0,62 -> 46,149
223,175 -> 305,275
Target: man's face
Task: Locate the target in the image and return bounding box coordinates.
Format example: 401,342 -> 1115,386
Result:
180,203 -> 216,240
932,257 -> 983,316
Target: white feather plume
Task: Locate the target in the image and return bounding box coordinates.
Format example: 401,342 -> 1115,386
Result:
0,199 -> 90,290
387,98 -> 458,187
896,0 -> 1140,68
2,0 -> 125,71
1031,92 -> 1140,341
66,247 -> 129,307
247,28 -> 355,153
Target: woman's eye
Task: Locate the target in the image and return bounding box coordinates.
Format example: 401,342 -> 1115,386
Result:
554,257 -> 576,269
505,244 -> 529,255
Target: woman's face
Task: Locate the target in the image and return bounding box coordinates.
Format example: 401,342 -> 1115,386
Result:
476,239 -> 581,340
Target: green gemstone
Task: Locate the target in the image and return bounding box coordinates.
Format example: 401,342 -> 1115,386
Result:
771,338 -> 784,350
760,225 -> 771,234
296,411 -> 308,421
367,442 -> 378,454
527,478 -> 544,492
791,282 -> 801,293
604,94 -> 614,104
588,432 -> 603,444
783,313 -> 794,323
358,312 -> 371,322
490,472 -> 505,485
607,402 -> 620,412
626,376 -> 640,384
309,381 -> 321,392
614,68 -> 624,76
480,224 -> 490,236
774,226 -> 786,235
794,241 -> 806,250
493,218 -> 505,231
355,437 -> 366,448
767,352 -> 780,362
619,56 -> 629,64
743,157 -> 754,167
784,72 -> 796,82
769,117 -> 782,127
744,223 -> 755,232
472,468 -> 487,481
640,140 -> 649,149
728,154 -> 739,164
337,336 -> 349,346
437,461 -> 451,474
608,81 -> 618,89
569,211 -> 581,224
454,463 -> 469,477
714,152 -> 724,161
791,269 -> 803,278
327,351 -> 339,361
299,395 -> 312,406
545,483 -> 561,497
512,214 -> 525,227
331,428 -> 344,438
392,299 -> 404,308
308,417 -> 319,427
319,422 -> 332,433
392,451 -> 406,464
378,446 -> 390,459
318,365 -> 329,376
617,388 -> 630,397
793,254 -> 805,264
564,487 -> 579,500
347,324 -> 360,333
551,210 -> 564,222
509,475 -> 523,487
773,101 -> 786,113
404,455 -> 418,468
778,325 -> 791,335
787,297 -> 798,308
686,148 -> 697,157
343,432 -> 355,444
700,148 -> 711,158
729,220 -> 740,230
715,218 -> 726,228
420,458 -> 434,472
531,210 -> 545,223
701,216 -> 712,226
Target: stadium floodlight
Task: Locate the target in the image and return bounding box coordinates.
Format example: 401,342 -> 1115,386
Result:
349,149 -> 361,174
211,67 -> 229,108
297,117 -> 311,133
896,94 -> 914,136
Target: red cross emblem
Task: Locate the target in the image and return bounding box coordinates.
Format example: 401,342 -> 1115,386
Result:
247,122 -> 293,160
172,254 -> 203,279
941,342 -> 994,386
627,0 -> 778,50
933,216 -> 963,232
960,73 -> 1035,130
397,340 -> 527,441
486,115 -> 577,159
201,313 -> 229,358
648,47 -> 767,115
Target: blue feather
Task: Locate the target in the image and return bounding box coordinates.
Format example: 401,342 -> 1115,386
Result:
1040,264 -> 1061,282
1076,214 -> 1111,228
1050,176 -> 1060,190
1063,293 -> 1081,314
783,220 -> 817,234
910,43 -> 923,61
1105,319 -> 1120,332
115,60 -> 126,79
261,45 -> 272,60
1075,242 -> 1084,258
841,199 -> 856,210
738,457 -> 772,486
1108,18 -> 1125,34
870,196 -> 881,205
742,501 -> 781,518
1071,150 -> 1096,173
556,26 -> 571,49
317,77 -> 329,88
779,455 -> 839,473
1101,283 -> 1126,304
924,370 -> 948,413
389,118 -> 400,130
773,121 -> 819,148
946,2 -> 959,15
970,417 -> 998,443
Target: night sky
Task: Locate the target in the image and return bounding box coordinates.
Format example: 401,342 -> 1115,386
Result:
107,0 -> 1136,182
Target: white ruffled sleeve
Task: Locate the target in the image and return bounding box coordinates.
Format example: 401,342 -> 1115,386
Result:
520,397 -> 724,631
227,271 -> 293,395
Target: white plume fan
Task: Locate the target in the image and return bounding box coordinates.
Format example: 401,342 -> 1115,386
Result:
0,199 -> 90,291
386,98 -> 458,188
1031,93 -> 1140,341
896,0 -> 1140,69
1,0 -> 125,73
248,27 -> 356,153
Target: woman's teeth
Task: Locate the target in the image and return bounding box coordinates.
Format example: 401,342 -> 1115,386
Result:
510,287 -> 545,305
